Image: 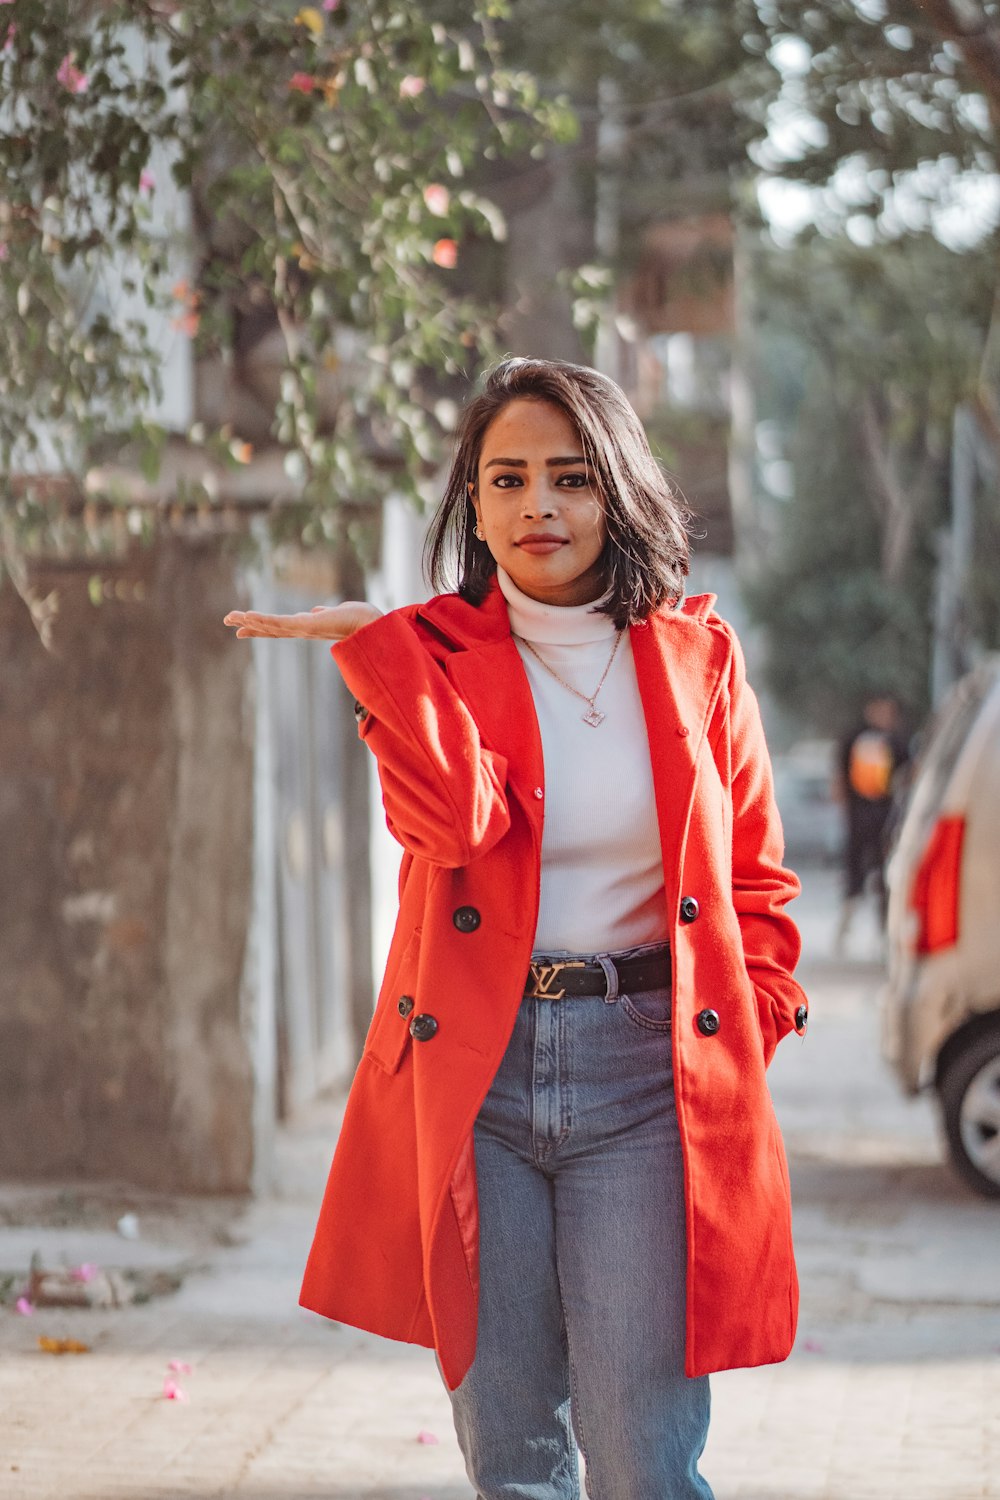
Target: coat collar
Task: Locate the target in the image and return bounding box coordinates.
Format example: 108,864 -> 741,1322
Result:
413,575 -> 511,649
414,574 -> 720,652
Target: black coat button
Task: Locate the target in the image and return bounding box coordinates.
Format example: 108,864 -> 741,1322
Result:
453,905 -> 481,933
397,995 -> 414,1018
696,1008 -> 720,1036
795,1004 -> 808,1033
679,896 -> 700,924
353,699 -> 369,723
409,1013 -> 438,1042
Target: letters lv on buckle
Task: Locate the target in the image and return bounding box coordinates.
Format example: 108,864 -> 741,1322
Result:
526,960 -> 586,1000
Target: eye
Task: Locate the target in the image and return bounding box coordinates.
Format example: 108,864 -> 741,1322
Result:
492,472 -> 523,489
558,471 -> 590,488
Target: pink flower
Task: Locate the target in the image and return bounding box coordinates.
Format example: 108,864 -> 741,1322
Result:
416,1430 -> 439,1445
167,1359 -> 192,1374
431,238 -> 458,269
15,1297 -> 33,1316
423,184 -> 450,216
171,310 -> 201,338
322,0 -> 340,9
289,71 -> 318,94
69,1263 -> 99,1283
399,75 -> 426,99
57,54 -> 89,95
139,169 -> 156,195
162,1376 -> 189,1402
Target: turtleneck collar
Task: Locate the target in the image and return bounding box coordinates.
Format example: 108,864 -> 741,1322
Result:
496,566 -> 617,645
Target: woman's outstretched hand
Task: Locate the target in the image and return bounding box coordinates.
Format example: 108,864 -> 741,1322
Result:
223,601 -> 383,641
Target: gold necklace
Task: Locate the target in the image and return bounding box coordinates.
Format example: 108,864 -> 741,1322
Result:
515,631 -> 624,727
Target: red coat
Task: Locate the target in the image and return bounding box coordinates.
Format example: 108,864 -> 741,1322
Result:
299,579 -> 807,1390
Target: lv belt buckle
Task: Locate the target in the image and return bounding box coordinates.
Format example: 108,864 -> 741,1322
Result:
526,959 -> 586,1000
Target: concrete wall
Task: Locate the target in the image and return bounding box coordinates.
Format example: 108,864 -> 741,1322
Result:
0,533 -> 257,1192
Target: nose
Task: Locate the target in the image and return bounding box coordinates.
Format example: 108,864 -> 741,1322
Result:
520,479 -> 557,519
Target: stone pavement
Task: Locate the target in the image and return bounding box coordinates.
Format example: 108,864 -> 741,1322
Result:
2,864 -> 999,1500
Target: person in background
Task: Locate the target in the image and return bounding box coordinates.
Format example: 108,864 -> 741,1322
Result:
834,692 -> 910,951
224,357 -> 809,1500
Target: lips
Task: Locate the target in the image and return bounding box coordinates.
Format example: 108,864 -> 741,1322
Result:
515,534 -> 568,555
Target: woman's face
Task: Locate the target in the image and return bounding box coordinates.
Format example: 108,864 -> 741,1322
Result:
472,398 -> 608,607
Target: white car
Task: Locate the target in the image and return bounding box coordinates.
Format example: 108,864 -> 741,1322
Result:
882,658 -> 1000,1198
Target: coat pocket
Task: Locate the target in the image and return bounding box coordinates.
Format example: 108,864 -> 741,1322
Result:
363,929 -> 421,1076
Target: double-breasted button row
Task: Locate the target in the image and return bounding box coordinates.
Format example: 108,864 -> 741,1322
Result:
794,1003 -> 808,1034
404,905 -> 482,1045
678,896 -> 712,1034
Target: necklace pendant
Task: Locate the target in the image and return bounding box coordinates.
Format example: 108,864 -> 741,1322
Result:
582,706 -> 605,728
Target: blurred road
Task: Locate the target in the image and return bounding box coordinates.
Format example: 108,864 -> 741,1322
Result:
1,862 -> 998,1500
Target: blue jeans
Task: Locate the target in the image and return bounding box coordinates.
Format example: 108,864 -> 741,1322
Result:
448,943 -> 714,1500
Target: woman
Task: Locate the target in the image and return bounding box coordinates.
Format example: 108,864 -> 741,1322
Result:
224,357 -> 808,1500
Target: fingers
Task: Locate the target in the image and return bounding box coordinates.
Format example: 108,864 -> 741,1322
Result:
223,604 -> 375,640
224,609 -> 328,639
224,611 -> 283,637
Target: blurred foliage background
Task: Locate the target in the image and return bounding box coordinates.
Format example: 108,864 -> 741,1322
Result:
0,0 -> 573,514
2,0 -> 999,733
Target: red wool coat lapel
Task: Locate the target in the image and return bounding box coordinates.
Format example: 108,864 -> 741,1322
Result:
445,639 -> 545,834
630,603 -> 728,919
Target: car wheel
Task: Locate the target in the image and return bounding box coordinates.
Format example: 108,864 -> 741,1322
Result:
939,1024 -> 1000,1199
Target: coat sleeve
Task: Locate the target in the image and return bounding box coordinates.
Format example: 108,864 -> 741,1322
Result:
331,610 -> 511,868
715,622 -> 808,1064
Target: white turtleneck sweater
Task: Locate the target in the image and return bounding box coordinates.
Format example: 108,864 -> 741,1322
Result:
497,567 -> 668,955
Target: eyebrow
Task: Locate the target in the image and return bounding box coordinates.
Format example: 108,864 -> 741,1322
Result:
483,456 -> 587,469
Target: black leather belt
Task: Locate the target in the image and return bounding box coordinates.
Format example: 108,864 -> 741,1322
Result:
524,944 -> 671,1000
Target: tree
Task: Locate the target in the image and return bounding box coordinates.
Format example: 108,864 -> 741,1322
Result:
0,0 -> 573,544
745,230 -> 997,729
502,1 -> 777,228
486,0 -> 778,357
735,2 -> 1000,724
749,1 -> 1000,234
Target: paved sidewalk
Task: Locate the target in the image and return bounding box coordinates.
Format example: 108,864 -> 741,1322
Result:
2,865 -> 999,1499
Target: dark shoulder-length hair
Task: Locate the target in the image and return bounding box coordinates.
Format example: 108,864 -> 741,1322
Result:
424,356 -> 692,628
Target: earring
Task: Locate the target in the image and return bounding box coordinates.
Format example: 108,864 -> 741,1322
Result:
474,523 -> 485,540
